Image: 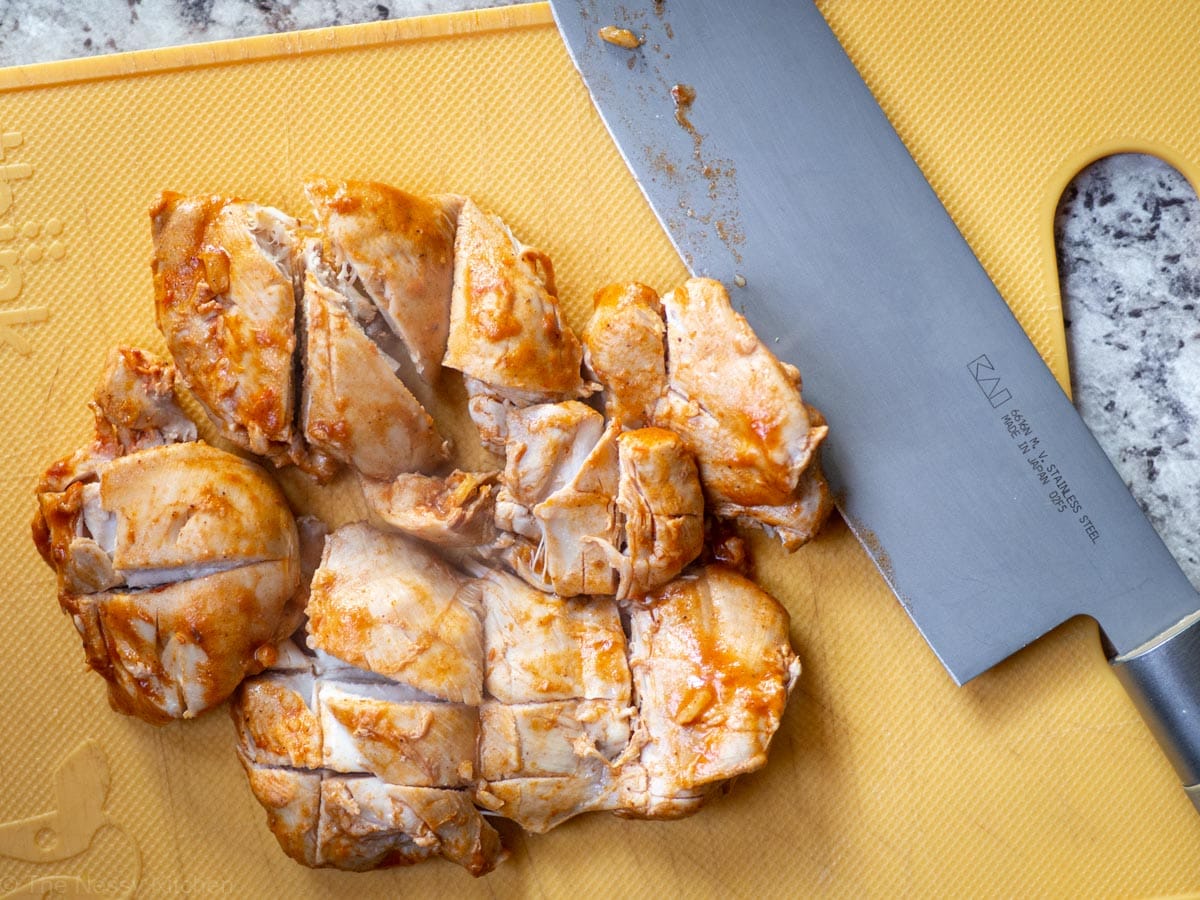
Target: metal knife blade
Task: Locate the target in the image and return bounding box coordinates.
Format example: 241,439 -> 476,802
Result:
550,0 -> 1200,804
551,0 -> 1199,680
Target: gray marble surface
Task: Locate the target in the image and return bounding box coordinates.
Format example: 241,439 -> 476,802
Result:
1,2 -> 1195,589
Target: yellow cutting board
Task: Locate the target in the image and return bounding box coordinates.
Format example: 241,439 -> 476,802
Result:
0,2 -> 1197,896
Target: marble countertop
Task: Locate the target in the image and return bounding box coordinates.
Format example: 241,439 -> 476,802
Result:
2,1 -> 1195,589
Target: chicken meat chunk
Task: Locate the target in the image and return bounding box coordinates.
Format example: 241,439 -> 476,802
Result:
469,565 -> 632,832
305,177 -> 463,381
32,350 -> 300,723
494,401 -> 620,597
305,522 -> 484,705
581,282 -> 666,428
655,277 -> 827,506
583,277 -> 832,549
150,192 -> 331,477
361,469 -> 499,549
612,427 -> 704,599
300,240 -> 450,480
443,200 -> 593,453
493,406 -> 703,599
233,637 -> 503,876
617,566 -> 801,819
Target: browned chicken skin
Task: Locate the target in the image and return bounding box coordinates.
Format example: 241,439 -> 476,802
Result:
443,199 -> 593,453
304,177 -> 463,382
150,192 -> 333,477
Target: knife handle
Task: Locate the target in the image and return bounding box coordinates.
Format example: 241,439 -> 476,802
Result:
1111,610 -> 1200,813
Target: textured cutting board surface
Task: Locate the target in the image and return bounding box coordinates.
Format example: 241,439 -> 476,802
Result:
0,2 -> 1198,896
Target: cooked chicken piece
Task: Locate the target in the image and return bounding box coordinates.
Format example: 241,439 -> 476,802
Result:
236,759 -> 502,875
237,763 -> 322,866
711,459 -> 833,551
474,699 -> 630,833
318,681 -> 478,787
581,282 -> 666,428
614,427 -> 704,600
305,523 -> 484,704
300,241 -> 449,480
81,442 -> 298,588
35,348 -> 197,498
150,192 -> 331,476
475,565 -> 629,704
361,470 -> 498,549
478,700 -> 630,780
494,402 -> 620,596
305,177 -> 462,381
492,407 -> 702,598
475,775 -> 620,836
319,777 -> 501,875
33,353 -> 301,724
233,636 -> 502,874
617,566 -> 800,819
655,277 -> 826,507
61,557 -> 298,723
443,200 -> 592,452
91,347 -> 197,452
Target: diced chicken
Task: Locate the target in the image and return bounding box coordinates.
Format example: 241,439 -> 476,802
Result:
710,458 -> 833,552
237,763 -> 322,867
495,402 -> 620,596
443,200 -> 592,452
305,177 -> 463,381
233,607 -> 502,875
318,681 -> 478,787
232,671 -> 323,769
300,241 -> 449,480
90,347 -> 197,452
305,523 -> 484,704
617,566 -> 801,819
361,470 -> 499,549
582,282 -> 666,428
655,278 -> 826,507
474,699 -> 629,833
34,354 -> 301,725
613,427 -> 704,600
61,557 -> 298,723
150,193 -> 330,476
475,565 -> 630,704
83,441 -> 298,588
491,407 -> 702,598
318,778 -> 501,875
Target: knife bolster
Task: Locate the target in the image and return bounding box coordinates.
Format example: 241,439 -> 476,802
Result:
1112,609 -> 1200,800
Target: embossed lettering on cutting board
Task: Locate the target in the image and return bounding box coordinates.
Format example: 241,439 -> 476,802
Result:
0,129 -> 57,356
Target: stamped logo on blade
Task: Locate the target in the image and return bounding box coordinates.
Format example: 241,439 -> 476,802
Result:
967,353 -> 1012,409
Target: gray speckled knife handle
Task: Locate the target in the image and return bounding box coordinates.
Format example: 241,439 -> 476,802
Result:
1112,610 -> 1200,813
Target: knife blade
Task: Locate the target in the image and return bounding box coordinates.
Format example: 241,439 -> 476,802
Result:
551,0 -> 1200,809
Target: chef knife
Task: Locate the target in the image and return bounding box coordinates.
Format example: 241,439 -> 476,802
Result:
551,0 -> 1200,811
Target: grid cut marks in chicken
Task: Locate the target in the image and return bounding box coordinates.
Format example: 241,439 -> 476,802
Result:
32,349 -> 300,724
305,177 -> 463,382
